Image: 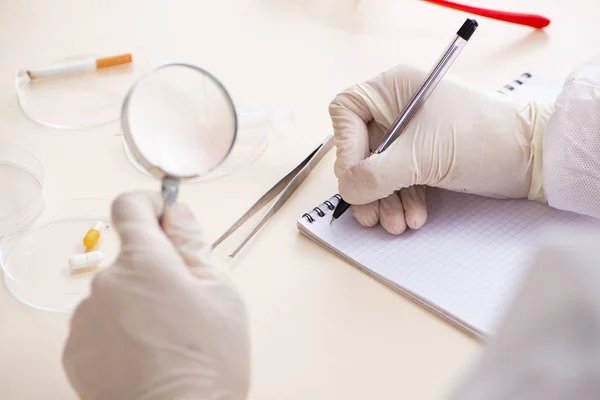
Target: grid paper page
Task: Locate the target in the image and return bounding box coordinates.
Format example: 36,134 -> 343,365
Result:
297,189 -> 590,337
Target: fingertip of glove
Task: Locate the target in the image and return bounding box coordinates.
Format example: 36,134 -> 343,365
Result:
401,187 -> 428,230
165,202 -> 194,220
352,204 -> 379,227
381,216 -> 407,235
405,210 -> 427,230
328,95 -> 344,113
161,202 -> 204,240
111,191 -> 164,226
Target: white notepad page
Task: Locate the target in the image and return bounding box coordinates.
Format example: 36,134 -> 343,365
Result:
297,190 -> 591,337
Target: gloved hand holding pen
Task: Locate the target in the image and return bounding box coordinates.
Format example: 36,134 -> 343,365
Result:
330,56 -> 600,234
329,63 -> 553,234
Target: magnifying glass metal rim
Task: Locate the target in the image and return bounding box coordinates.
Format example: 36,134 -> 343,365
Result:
120,62 -> 238,214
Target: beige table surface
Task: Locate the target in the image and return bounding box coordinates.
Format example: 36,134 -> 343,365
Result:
1,0 -> 599,398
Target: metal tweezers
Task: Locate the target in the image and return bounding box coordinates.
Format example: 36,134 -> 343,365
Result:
212,134 -> 334,258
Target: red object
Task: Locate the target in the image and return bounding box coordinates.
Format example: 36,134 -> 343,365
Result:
422,0 -> 550,29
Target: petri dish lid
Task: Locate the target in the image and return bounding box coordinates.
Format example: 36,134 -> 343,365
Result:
0,198 -> 118,312
0,143 -> 45,238
123,93 -> 273,181
15,53 -> 146,129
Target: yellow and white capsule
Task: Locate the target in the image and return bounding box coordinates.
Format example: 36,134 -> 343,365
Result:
68,251 -> 104,271
83,221 -> 105,249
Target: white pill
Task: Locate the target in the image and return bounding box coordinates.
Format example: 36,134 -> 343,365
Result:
69,251 -> 105,270
93,221 -> 105,231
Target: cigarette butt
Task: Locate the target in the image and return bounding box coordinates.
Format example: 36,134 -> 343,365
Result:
25,53 -> 133,80
96,53 -> 133,69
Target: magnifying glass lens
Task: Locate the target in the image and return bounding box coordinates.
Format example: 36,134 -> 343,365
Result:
123,64 -> 236,179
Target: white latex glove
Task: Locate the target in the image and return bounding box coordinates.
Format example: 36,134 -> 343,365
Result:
329,64 -> 553,234
62,192 -> 250,400
451,226 -> 600,399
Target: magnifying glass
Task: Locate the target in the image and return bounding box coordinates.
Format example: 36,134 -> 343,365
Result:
121,63 -> 237,216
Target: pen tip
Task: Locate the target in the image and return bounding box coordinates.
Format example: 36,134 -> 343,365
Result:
329,217 -> 336,225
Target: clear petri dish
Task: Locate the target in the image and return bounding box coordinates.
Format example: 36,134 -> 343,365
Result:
15,53 -> 145,129
0,199 -> 118,312
0,143 -> 45,238
123,94 -> 272,181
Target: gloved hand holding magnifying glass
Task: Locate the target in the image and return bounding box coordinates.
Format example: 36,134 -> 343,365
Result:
63,64 -> 250,399
121,63 -> 238,216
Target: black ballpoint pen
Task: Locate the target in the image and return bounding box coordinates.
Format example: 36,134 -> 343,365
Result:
330,18 -> 478,224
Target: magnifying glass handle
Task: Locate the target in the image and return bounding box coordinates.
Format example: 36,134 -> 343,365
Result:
161,176 -> 180,217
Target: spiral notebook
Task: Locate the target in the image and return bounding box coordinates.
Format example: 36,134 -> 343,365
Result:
297,72 -> 582,339
497,71 -> 562,103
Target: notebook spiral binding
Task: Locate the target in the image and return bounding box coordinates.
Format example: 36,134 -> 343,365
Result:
498,72 -> 532,93
302,194 -> 341,223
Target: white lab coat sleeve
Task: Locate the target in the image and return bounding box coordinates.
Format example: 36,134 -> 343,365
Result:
450,226 -> 600,400
542,55 -> 600,218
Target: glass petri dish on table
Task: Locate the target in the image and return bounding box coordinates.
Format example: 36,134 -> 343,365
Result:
0,143 -> 45,238
122,93 -> 272,182
15,53 -> 145,129
0,199 -> 118,312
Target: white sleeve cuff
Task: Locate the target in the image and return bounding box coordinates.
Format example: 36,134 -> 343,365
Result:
527,102 -> 554,203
